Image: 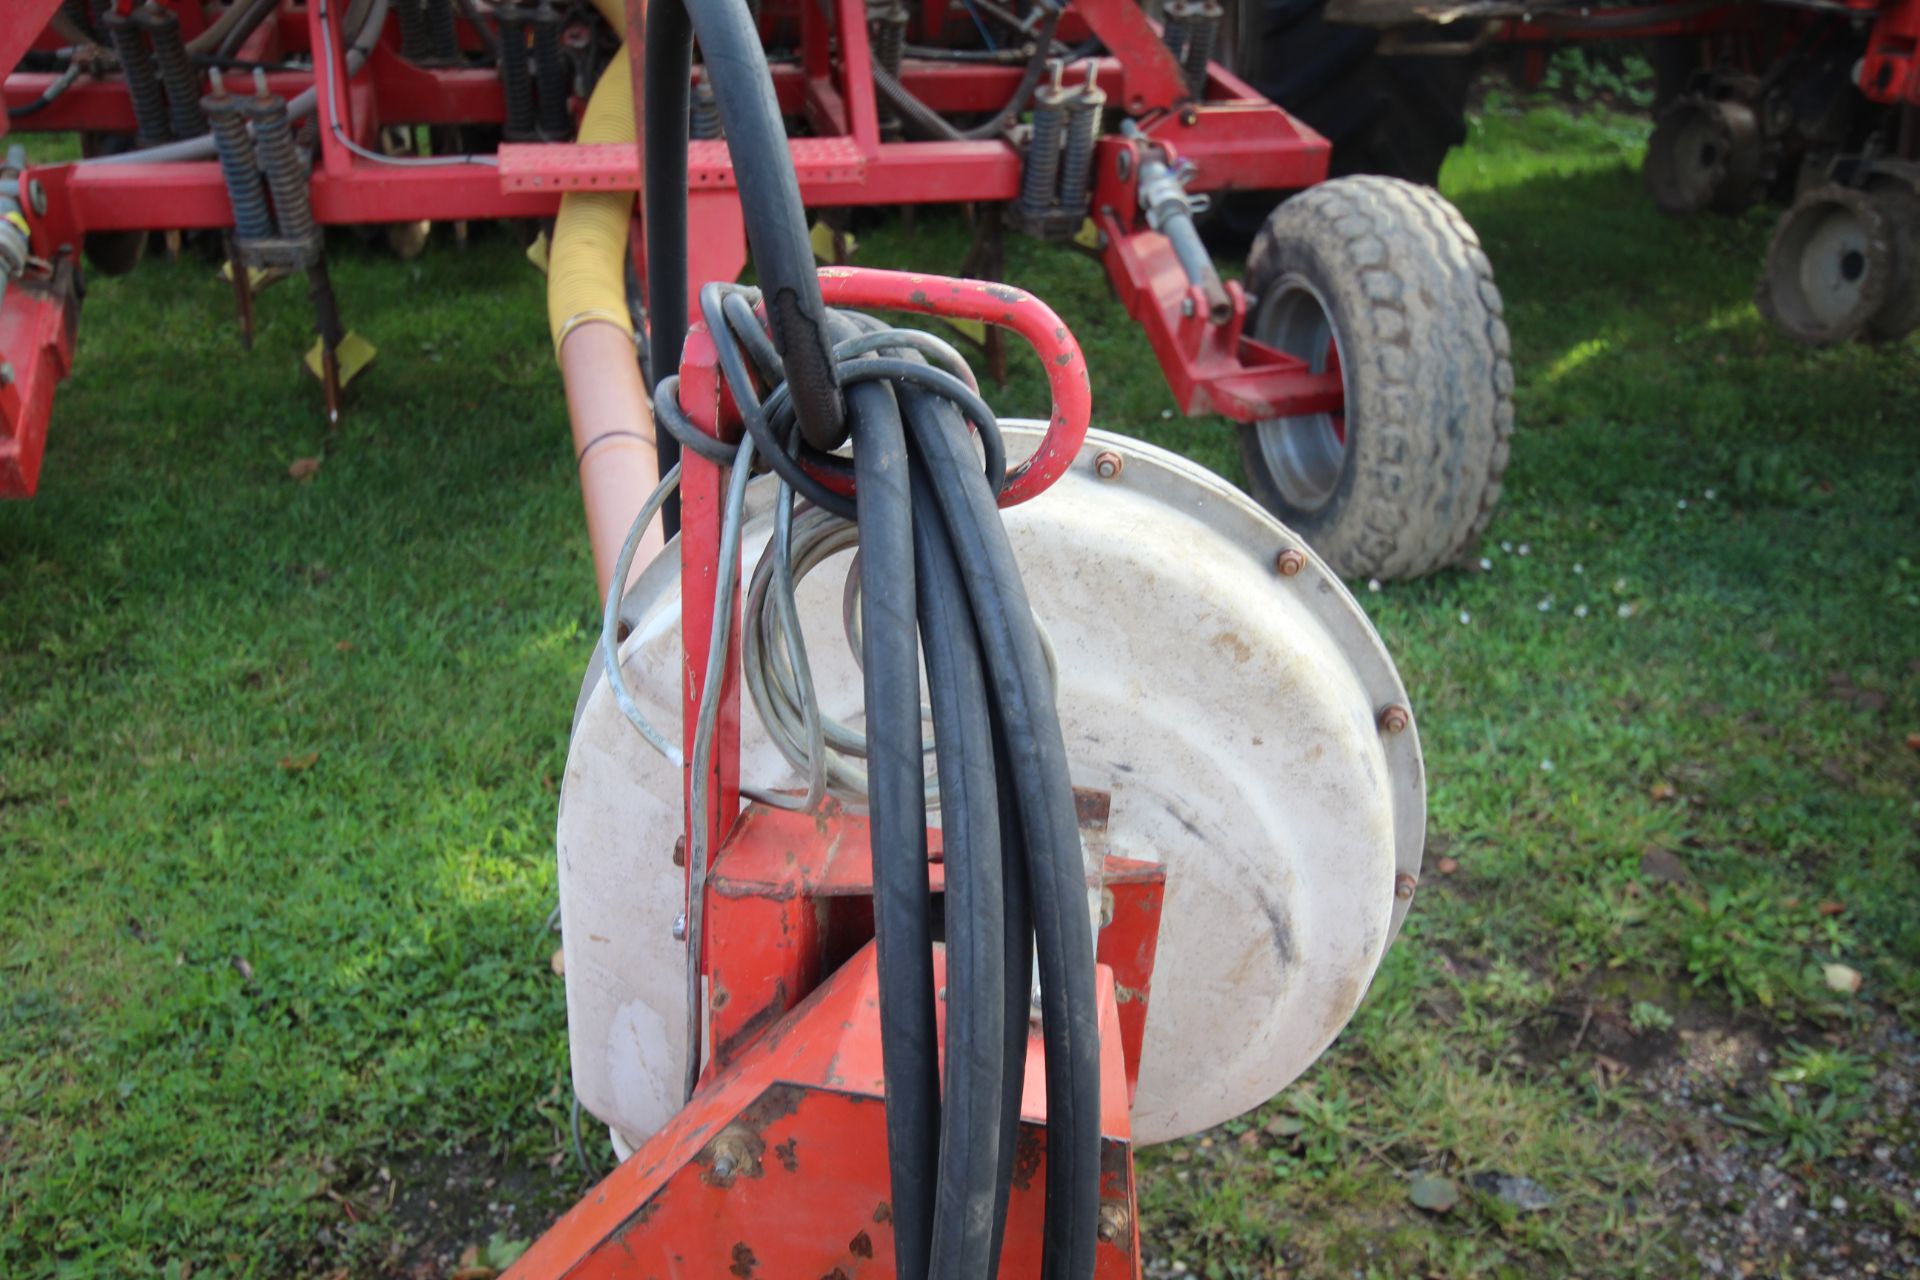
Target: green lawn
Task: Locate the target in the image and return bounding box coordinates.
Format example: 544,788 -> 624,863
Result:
3,104 -> 1917,1278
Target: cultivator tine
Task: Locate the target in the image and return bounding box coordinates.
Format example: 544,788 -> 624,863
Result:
225,238 -> 256,351
307,263 -> 347,425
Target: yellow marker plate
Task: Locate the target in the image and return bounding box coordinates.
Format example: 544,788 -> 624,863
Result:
526,231 -> 551,275
219,261 -> 287,290
942,316 -> 988,344
809,220 -> 855,264
1072,217 -> 1102,251
303,331 -> 377,387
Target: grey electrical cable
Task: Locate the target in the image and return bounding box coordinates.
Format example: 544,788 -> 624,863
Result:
599,462 -> 686,766
681,429 -> 759,1102
315,0 -> 500,166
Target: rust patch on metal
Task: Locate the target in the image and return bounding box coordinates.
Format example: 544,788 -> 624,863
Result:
729,1241 -> 758,1277
739,1082 -> 808,1129
774,1136 -> 799,1173
714,979 -> 791,1062
986,284 -> 1026,302
710,985 -> 731,1010
849,1229 -> 874,1258
820,1271 -> 852,1280
872,1200 -> 892,1223
1072,786 -> 1111,833
1011,1125 -> 1043,1191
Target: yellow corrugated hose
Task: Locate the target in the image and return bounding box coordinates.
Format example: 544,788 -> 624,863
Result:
548,0 -> 637,352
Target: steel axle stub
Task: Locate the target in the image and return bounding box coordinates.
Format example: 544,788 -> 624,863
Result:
556,425 -> 1425,1151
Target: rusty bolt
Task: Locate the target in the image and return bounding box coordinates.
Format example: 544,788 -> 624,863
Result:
706,1126 -> 761,1186
1377,704 -> 1411,734
1394,872 -> 1417,902
672,835 -> 686,867
1274,547 -> 1306,577
1097,1202 -> 1132,1245
1094,450 -> 1125,480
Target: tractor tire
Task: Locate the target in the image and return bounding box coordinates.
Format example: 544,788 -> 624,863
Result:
1226,0 -> 1472,185
1237,175 -> 1513,580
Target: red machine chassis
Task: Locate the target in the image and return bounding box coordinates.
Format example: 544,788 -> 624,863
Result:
1,0 -> 1337,497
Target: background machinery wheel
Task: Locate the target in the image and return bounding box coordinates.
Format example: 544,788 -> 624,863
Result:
1211,0 -> 1473,242
1225,0 -> 1472,184
1644,90 -> 1765,216
1757,183 -> 1897,346
1238,175 -> 1514,580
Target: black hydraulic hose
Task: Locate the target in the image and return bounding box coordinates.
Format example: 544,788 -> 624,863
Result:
986,711 -> 1035,1270
850,377 -> 942,1280
8,62 -> 83,118
903,389 -> 1101,1280
642,0 -> 693,534
645,0 -> 846,453
872,6 -> 1062,142
213,0 -> 284,59
910,458 -> 1014,1280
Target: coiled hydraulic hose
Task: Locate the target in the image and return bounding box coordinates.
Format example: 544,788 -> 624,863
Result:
626,284 -> 1103,1280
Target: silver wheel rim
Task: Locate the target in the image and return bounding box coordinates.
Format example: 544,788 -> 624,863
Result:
1251,275 -> 1348,514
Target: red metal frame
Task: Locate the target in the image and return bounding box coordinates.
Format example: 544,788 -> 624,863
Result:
1,0 -> 1338,495
0,259 -> 78,499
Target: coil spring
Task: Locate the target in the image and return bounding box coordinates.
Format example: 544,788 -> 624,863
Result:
1020,67 -> 1069,217
137,4 -> 209,139
869,0 -> 908,138
204,85 -> 274,242
426,0 -> 459,62
691,77 -> 723,140
530,4 -> 572,139
1179,0 -> 1221,96
1159,6 -> 1191,69
495,7 -> 537,139
393,0 -> 433,62
1058,73 -> 1103,214
103,11 -> 173,146
249,91 -> 317,244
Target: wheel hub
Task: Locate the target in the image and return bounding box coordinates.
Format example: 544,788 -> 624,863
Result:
1250,276 -> 1348,515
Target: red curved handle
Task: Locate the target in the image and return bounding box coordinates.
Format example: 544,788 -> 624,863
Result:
813,267 -> 1092,508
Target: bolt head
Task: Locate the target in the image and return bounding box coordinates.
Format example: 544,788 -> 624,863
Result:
1274,547 -> 1306,576
1094,450 -> 1124,479
672,912 -> 688,941
1115,148 -> 1133,181
1394,873 -> 1417,902
1377,704 -> 1411,734
26,179 -> 46,217
1180,296 -> 1196,318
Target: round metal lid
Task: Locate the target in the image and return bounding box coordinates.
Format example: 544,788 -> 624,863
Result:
556,424 -> 1425,1147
